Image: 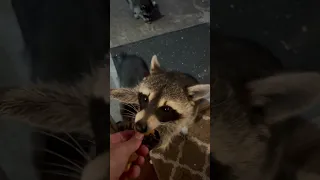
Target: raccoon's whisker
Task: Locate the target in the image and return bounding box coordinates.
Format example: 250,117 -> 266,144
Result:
38,131 -> 90,161
158,121 -> 175,126
43,162 -> 82,174
121,102 -> 139,112
38,148 -> 83,171
65,132 -> 91,161
41,170 -> 80,179
120,108 -> 136,116
121,112 -> 135,116
126,103 -> 139,113
77,137 -> 95,145
86,139 -> 95,144
122,116 -> 135,120
122,114 -> 135,118
120,107 -> 137,115
120,113 -> 136,119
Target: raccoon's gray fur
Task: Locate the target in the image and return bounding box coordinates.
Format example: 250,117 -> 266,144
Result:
211,36 -> 320,180
111,55 -> 210,150
0,63 -> 110,180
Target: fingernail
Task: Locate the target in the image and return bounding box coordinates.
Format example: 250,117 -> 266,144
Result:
135,132 -> 144,139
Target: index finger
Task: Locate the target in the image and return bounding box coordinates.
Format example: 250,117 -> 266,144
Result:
110,130 -> 135,144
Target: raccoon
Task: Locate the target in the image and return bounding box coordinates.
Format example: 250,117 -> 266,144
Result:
110,55 -> 210,150
126,0 -> 160,23
211,36 -> 320,180
0,63 -> 110,180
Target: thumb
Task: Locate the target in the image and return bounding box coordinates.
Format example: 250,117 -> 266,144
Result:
122,132 -> 144,155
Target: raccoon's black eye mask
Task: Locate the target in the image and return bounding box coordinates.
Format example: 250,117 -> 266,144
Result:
156,105 -> 181,122
137,92 -> 181,122
138,93 -> 149,109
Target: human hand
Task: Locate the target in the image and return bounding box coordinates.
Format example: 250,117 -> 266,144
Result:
110,130 -> 149,180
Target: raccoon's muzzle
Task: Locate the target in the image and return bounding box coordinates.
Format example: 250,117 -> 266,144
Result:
135,121 -> 148,133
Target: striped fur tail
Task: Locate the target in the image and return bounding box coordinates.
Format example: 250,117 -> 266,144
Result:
0,64 -> 109,136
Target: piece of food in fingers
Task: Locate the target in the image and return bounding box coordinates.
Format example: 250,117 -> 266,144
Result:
143,129 -> 154,136
142,129 -> 160,150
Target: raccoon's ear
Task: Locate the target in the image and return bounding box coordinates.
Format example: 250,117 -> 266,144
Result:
0,84 -> 92,135
110,88 -> 139,104
150,55 -> 164,74
187,84 -> 210,101
247,72 -> 320,124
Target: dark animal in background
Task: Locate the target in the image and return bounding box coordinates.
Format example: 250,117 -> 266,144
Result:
125,0 -> 162,23
113,52 -> 150,88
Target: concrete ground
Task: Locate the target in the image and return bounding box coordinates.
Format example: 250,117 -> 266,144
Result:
110,0 -> 210,123
110,0 -> 210,48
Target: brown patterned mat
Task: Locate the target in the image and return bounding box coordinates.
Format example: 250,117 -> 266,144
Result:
150,107 -> 210,180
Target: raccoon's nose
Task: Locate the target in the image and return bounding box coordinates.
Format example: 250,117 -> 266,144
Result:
135,121 -> 148,133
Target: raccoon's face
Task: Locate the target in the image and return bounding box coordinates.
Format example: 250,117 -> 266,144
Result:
135,74 -> 194,133
111,55 -> 210,149
140,3 -> 157,22
140,5 -> 152,15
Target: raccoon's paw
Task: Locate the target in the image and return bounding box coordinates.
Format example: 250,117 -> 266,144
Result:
144,19 -> 152,24
141,17 -> 151,23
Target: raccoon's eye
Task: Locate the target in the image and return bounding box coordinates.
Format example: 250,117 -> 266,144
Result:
156,105 -> 181,122
142,95 -> 148,102
161,106 -> 172,112
138,93 -> 149,109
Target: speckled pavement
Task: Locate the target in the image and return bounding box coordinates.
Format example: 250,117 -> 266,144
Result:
111,24 -> 210,83
110,0 -> 210,48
